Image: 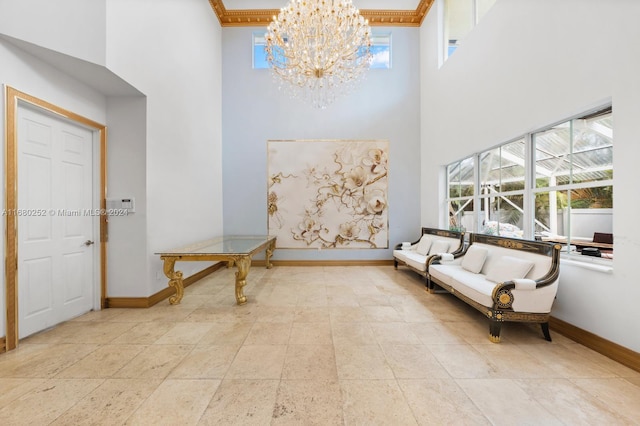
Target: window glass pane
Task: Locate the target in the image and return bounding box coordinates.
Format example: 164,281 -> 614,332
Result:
534,121 -> 571,188
570,185 -> 613,209
534,190 -> 568,238
459,156 -> 474,197
480,140 -> 526,191
569,186 -> 613,236
448,157 -> 474,198
445,0 -> 473,56
448,199 -> 473,232
480,195 -> 524,237
370,33 -> 391,69
537,187 -> 612,255
448,163 -> 461,198
571,111 -> 613,184
501,139 -> 526,191
253,31 -> 269,69
480,147 -> 500,188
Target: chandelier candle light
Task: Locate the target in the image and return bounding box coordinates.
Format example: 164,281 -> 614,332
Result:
265,0 -> 373,109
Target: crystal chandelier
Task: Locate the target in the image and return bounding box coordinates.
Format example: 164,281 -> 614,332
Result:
265,0 -> 372,109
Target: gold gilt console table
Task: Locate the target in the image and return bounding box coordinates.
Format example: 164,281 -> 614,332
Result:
156,235 -> 276,305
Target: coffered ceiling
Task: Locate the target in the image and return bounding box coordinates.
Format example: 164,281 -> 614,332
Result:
208,0 -> 434,27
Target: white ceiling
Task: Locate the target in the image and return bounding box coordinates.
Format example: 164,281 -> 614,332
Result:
223,0 -> 422,10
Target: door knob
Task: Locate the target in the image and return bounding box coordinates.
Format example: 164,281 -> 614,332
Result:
84,240 -> 95,246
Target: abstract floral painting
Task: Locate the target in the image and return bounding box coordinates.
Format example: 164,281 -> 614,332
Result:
267,140 -> 389,249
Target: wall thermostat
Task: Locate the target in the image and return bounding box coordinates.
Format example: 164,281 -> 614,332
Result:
106,197 -> 135,214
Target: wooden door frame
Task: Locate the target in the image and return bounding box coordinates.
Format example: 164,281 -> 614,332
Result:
4,86 -> 108,351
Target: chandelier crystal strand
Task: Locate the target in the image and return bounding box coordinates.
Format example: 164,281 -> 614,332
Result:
265,0 -> 372,109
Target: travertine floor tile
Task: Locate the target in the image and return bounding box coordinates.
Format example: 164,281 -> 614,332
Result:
289,322 -> 332,345
111,322 -> 175,344
197,321 -> 254,346
428,344 -> 498,379
168,345 -> 238,379
571,377 -> 640,423
407,322 -> 467,345
0,378 -> 47,409
457,378 -> 563,425
55,344 -> 145,379
282,345 -> 337,380
0,343 -> 99,378
125,379 -> 220,425
340,379 -> 418,425
154,322 -> 215,345
244,322 -> 292,345
331,322 -> 375,346
0,378 -> 103,424
381,344 -> 451,379
471,342 -> 559,379
50,378 -> 162,425
514,378 -> 631,425
292,306 -> 331,323
398,378 -> 491,425
334,344 -> 395,380
225,345 -> 287,379
255,306 -> 297,323
113,345 -> 193,379
370,322 -> 421,345
518,343 -> 617,378
272,380 -> 343,425
329,306 -> 368,323
199,379 -> 279,425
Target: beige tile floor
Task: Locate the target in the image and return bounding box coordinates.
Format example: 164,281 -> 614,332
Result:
1,265 -> 639,425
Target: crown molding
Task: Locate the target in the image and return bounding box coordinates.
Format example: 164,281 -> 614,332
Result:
208,0 -> 434,27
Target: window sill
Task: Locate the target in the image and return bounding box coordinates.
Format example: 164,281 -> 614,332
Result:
560,253 -> 613,274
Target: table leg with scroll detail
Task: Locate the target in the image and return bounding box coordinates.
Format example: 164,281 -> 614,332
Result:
162,257 -> 184,305
265,239 -> 275,269
233,256 -> 251,305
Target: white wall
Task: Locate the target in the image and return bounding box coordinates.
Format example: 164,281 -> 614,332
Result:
421,0 -> 640,352
0,0 -> 107,66
221,27 -> 422,260
105,96 -> 148,296
105,0 -> 224,293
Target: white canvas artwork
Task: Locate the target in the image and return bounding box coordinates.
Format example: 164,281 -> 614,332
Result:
267,140 -> 389,249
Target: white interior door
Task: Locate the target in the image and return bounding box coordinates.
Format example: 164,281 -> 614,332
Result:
17,105 -> 95,338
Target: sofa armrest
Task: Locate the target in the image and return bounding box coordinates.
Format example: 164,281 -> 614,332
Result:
489,242 -> 561,309
426,248 -> 466,271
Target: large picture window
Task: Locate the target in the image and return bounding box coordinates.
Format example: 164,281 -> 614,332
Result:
444,106 -> 613,260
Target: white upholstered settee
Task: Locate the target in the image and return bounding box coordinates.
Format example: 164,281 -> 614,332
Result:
427,233 -> 561,343
393,228 -> 465,286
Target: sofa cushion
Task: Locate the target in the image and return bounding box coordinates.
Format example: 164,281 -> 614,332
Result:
485,255 -> 534,283
460,246 -> 488,273
429,264 -> 458,283
416,235 -> 432,256
393,249 -> 428,272
450,272 -> 496,308
430,264 -> 495,308
429,239 -> 450,256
